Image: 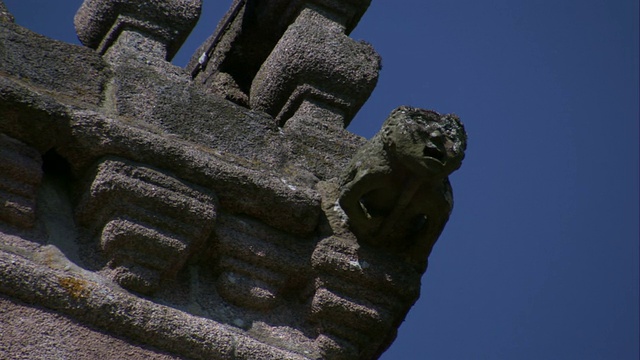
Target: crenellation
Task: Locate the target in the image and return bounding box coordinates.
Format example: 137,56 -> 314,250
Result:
74,0 -> 202,60
249,5 -> 380,127
189,0 -> 378,128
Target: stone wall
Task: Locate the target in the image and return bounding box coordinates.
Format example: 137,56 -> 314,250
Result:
0,1 -> 466,359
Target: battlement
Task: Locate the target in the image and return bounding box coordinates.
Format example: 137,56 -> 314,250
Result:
0,1 -> 466,359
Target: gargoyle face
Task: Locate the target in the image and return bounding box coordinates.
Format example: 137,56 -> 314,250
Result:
383,107 -> 466,178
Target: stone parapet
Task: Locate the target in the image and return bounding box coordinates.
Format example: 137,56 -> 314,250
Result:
190,0 -> 379,127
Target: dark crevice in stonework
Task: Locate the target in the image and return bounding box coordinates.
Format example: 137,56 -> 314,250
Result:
42,149 -> 73,183
38,149 -> 85,266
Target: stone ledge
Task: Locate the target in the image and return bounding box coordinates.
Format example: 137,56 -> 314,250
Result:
67,110 -> 321,235
0,74 -> 322,236
0,21 -> 111,108
0,247 -> 314,360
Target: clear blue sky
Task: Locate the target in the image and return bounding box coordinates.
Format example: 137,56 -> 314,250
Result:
4,1 -> 639,359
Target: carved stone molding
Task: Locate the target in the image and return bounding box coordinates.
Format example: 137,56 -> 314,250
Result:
76,157 -> 218,293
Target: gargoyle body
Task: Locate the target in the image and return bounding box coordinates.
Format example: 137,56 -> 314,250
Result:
339,106 -> 467,268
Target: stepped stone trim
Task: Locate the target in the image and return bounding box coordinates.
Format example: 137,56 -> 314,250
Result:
250,6 -> 380,127
213,214 -> 313,311
76,157 -> 218,293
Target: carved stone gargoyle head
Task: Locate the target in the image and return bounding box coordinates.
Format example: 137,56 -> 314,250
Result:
381,106 -> 467,180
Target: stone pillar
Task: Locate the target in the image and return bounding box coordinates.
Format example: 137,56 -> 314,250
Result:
73,0 -> 202,128
74,0 -> 202,61
250,4 -> 380,128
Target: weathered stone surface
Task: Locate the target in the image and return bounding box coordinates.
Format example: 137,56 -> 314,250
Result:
307,233 -> 424,358
189,0 -> 370,99
76,157 -> 218,294
0,1 -> 467,359
0,0 -> 13,23
250,7 -> 380,127
0,21 -> 111,108
0,294 -> 181,359
64,109 -> 323,235
339,107 -> 467,269
189,0 -> 378,127
0,134 -> 42,229
0,76 -> 70,154
0,250 -> 309,360
213,214 -> 313,311
74,0 -> 202,60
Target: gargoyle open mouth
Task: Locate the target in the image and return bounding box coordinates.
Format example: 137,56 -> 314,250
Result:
423,145 -> 445,164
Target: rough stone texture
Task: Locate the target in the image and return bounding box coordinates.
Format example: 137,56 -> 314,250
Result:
76,157 -> 219,294
338,107 -> 467,270
0,295 -> 182,359
0,0 -> 467,359
74,0 -> 202,60
189,0 -> 378,127
0,134 -> 42,229
0,19 -> 111,108
188,0 -> 371,87
0,0 -> 13,23
250,6 -> 380,127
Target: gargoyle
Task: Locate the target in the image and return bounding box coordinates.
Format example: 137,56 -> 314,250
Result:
339,106 -> 467,267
